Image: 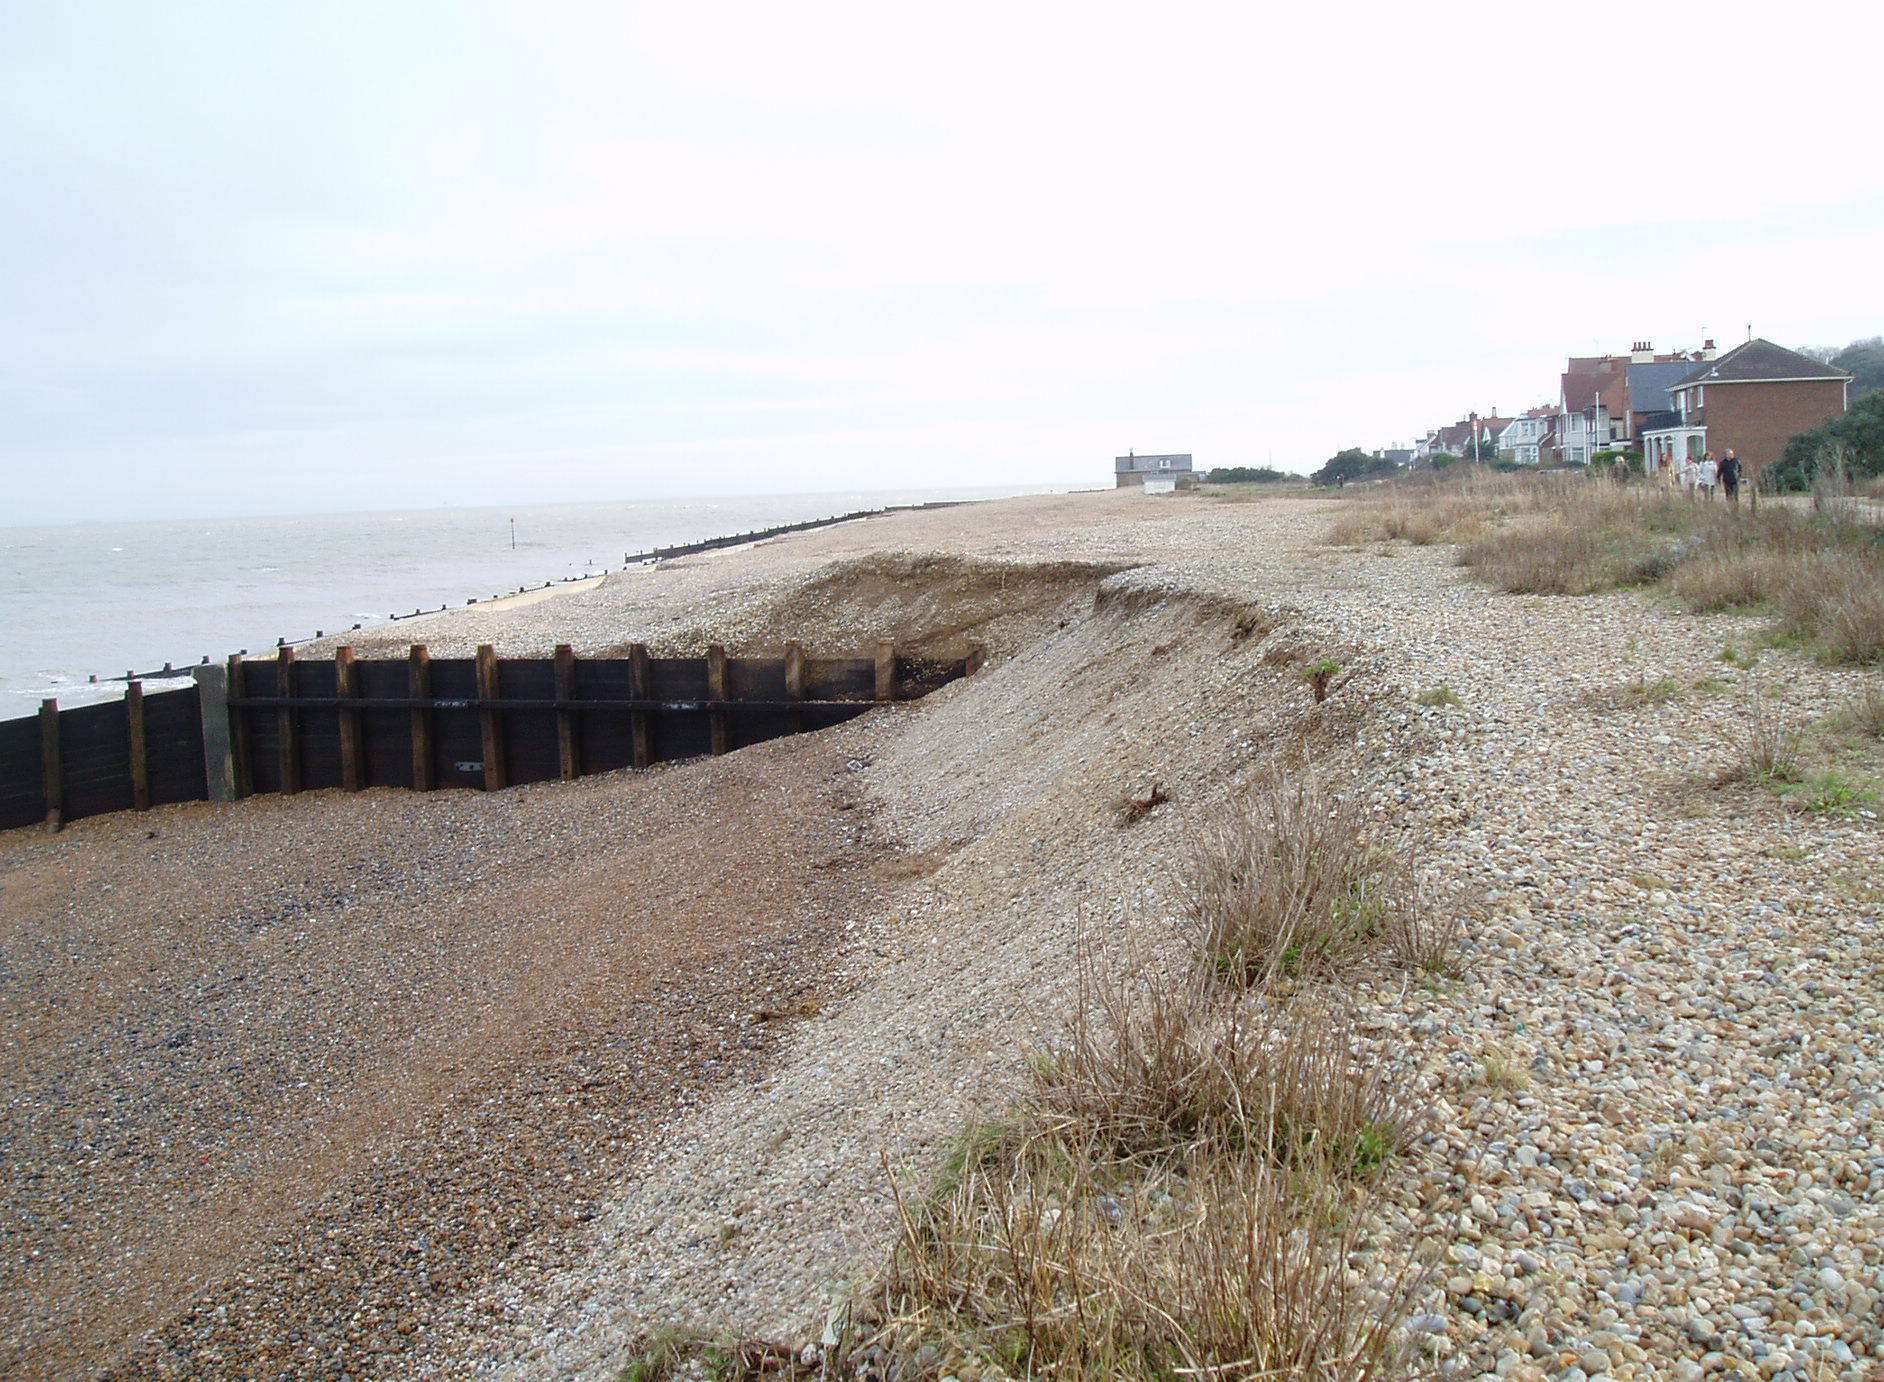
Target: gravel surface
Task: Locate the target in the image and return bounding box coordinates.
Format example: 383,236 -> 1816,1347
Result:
5,489 -> 1879,1379
1,730 -> 909,1378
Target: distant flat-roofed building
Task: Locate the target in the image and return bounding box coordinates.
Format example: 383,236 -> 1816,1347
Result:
1115,452 -> 1195,488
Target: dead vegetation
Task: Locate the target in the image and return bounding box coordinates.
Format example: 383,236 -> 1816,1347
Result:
860,941 -> 1428,1381
1187,773 -> 1450,988
1829,682 -> 1884,741
1713,683 -> 1803,788
1110,781 -> 1168,827
1327,472 -> 1884,664
749,765 -> 1444,1381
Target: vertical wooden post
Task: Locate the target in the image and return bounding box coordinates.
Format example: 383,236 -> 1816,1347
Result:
276,646 -> 300,795
226,654 -> 252,798
628,643 -> 651,769
476,644 -> 506,790
40,699 -> 62,832
408,645 -> 433,791
126,680 -> 150,810
335,645 -> 363,791
784,640 -> 806,734
706,644 -> 729,755
196,663 -> 237,803
554,643 -> 580,781
874,640 -> 897,703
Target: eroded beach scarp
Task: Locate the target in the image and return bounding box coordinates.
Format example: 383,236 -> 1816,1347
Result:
4,490 -> 1880,1379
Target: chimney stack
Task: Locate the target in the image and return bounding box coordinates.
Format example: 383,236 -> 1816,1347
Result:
1702,338 -> 1717,361
1631,340 -> 1653,363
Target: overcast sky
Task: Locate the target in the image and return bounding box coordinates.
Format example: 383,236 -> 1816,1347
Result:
4,2 -> 1882,524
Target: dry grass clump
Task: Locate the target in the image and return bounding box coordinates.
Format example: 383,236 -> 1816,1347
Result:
1380,859 -> 1462,979
1327,495 -> 1490,547
1034,955 -> 1411,1173
1668,547 -> 1795,612
865,944 -> 1427,1380
1455,498 -> 1681,595
1777,551 -> 1884,666
1715,685 -> 1803,787
1188,775 -> 1442,987
1829,683 -> 1884,740
875,1137 -> 1422,1382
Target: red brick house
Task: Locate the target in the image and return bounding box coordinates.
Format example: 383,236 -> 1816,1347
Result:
1640,339 -> 1852,480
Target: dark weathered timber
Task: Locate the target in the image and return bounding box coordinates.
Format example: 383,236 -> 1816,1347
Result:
785,641 -> 806,734
476,644 -> 506,791
628,643 -> 651,770
126,681 -> 150,810
706,644 -> 729,756
335,646 -> 364,792
276,647 -> 300,795
875,640 -> 897,703
4,645 -> 975,833
227,694 -> 890,711
226,655 -> 252,798
554,644 -> 579,781
408,645 -> 433,791
195,663 -> 237,804
40,699 -> 62,832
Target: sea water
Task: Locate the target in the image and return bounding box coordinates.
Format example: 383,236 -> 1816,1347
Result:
0,486 -> 1060,721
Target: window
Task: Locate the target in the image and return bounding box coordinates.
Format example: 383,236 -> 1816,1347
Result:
1159,457 -> 1171,469
1695,386 -> 1704,407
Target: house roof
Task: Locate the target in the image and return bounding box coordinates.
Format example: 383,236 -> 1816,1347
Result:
1627,361 -> 1694,414
1676,338 -> 1852,387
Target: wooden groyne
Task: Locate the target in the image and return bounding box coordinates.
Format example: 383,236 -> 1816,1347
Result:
2,642 -> 972,833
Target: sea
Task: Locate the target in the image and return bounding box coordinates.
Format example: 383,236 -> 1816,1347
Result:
0,486 -> 1064,722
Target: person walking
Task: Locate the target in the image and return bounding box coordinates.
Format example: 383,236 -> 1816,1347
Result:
1679,450 -> 1697,495
1697,450 -> 1719,500
1719,448 -> 1742,506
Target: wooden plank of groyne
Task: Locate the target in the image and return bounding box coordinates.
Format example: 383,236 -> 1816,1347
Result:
785,641 -> 806,734
40,699 -> 62,832
555,644 -> 580,780
408,645 -> 433,791
335,646 -> 363,791
875,640 -> 897,703
126,681 -> 150,810
195,663 -> 237,804
227,655 -> 252,798
276,647 -> 300,795
477,644 -> 506,790
707,644 -> 729,755
628,643 -> 651,769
